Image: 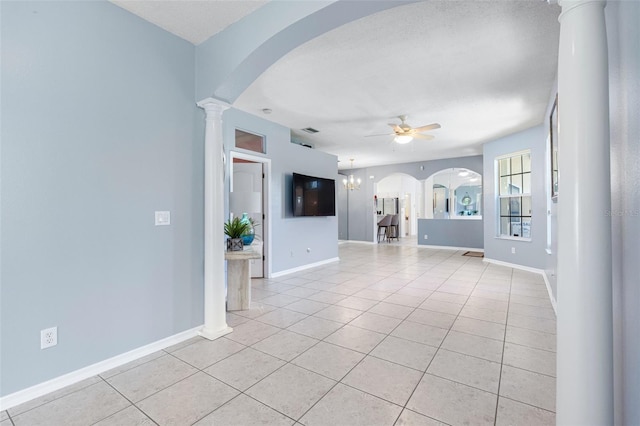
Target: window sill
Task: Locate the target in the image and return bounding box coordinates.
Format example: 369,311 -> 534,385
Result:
495,236 -> 532,242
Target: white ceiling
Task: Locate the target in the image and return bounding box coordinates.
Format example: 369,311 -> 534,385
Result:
110,1 -> 560,171
110,0 -> 268,45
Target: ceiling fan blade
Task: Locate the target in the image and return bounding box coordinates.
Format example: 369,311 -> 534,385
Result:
413,123 -> 441,132
365,132 -> 394,137
413,133 -> 435,140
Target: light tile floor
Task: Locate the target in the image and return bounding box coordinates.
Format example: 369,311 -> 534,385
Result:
3,243 -> 556,426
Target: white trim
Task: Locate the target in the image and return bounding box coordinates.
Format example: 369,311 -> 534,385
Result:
542,270 -> 558,314
199,326 -> 233,341
483,257 -> 544,274
418,245 -> 484,252
483,257 -> 557,313
0,326 -> 202,411
495,149 -> 532,161
270,257 -> 340,278
343,240 -> 484,252
495,236 -> 532,242
340,240 -> 377,245
229,151 -> 272,279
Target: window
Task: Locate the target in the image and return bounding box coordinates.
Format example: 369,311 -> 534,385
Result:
235,129 -> 265,154
498,152 -> 531,238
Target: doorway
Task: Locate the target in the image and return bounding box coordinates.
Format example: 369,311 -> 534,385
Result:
229,151 -> 271,278
376,173 -> 420,239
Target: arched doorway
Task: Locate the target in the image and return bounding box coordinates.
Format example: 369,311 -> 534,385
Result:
376,173 -> 421,239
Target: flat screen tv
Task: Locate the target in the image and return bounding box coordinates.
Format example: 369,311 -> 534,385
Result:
292,173 -> 336,217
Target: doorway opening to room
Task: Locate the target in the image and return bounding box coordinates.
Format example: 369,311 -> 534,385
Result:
229,151 -> 271,278
375,173 -> 421,243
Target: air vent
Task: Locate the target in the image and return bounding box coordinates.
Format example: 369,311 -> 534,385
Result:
301,127 -> 319,134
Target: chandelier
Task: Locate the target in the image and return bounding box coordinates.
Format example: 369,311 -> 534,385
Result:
343,159 -> 361,191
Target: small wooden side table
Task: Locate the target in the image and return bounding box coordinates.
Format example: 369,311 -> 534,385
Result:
224,244 -> 261,311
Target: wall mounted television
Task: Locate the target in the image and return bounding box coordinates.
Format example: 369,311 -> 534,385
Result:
292,173 -> 336,217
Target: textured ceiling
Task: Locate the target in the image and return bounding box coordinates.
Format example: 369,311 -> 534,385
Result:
110,1 -> 560,171
234,1 -> 561,170
110,0 -> 267,45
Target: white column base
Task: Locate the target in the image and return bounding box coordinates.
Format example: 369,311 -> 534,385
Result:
199,326 -> 233,341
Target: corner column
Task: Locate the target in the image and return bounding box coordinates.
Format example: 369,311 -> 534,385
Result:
556,1 -> 613,424
197,97 -> 232,340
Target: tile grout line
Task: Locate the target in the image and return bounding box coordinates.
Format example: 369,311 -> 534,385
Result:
7,244 -> 555,425
388,258 -> 488,425
492,267 -> 515,426
291,274 -> 430,424
96,374 -> 161,426
247,260 -> 448,423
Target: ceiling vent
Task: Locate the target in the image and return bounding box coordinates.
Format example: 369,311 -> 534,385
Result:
291,137 -> 314,149
301,127 -> 319,134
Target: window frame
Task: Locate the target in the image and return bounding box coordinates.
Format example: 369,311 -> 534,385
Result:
234,128 -> 266,154
496,150 -> 532,241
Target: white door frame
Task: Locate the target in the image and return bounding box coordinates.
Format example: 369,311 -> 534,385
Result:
229,151 -> 272,278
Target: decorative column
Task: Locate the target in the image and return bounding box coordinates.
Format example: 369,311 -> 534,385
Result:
556,1 -> 613,424
197,97 -> 232,340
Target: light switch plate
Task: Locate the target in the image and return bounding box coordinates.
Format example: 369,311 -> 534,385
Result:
155,211 -> 170,226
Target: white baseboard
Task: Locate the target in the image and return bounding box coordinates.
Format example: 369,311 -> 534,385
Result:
542,270 -> 558,314
418,244 -> 484,252
270,257 -> 340,278
340,240 -> 376,245
0,326 -> 202,411
483,257 -> 544,274
483,258 -> 557,313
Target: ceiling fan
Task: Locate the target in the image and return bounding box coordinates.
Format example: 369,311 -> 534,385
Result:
367,115 -> 441,144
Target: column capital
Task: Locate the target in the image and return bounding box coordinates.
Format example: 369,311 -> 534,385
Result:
197,97 -> 231,116
558,0 -> 606,20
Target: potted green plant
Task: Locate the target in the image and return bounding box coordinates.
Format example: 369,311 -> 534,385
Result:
224,217 -> 249,251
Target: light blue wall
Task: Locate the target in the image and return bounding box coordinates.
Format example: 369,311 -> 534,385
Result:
1,1 -> 200,396
606,1 -> 640,423
482,126 -> 548,270
345,156 -> 483,242
221,109 -> 338,273
417,219 -> 483,249
337,173 -> 349,240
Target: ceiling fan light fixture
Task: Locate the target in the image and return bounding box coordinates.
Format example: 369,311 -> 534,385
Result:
394,135 -> 413,144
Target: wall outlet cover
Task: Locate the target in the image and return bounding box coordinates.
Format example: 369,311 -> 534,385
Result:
155,211 -> 171,226
41,327 -> 57,349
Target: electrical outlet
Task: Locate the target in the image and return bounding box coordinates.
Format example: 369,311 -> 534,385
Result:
511,247 -> 516,254
155,211 -> 170,226
41,327 -> 57,349
424,234 -> 428,240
